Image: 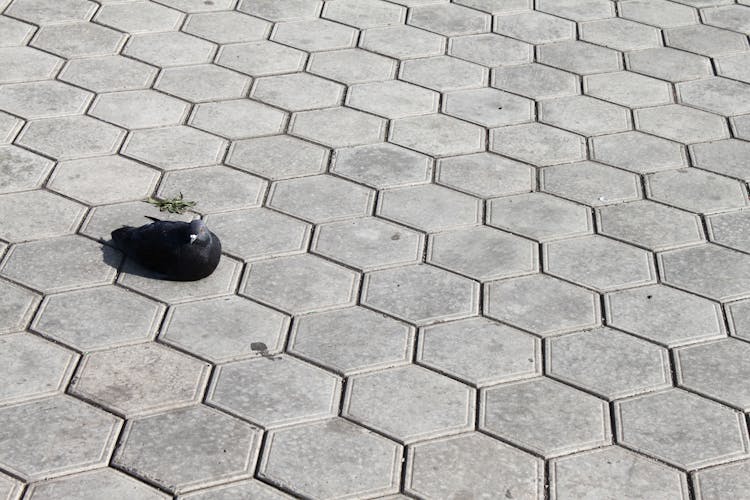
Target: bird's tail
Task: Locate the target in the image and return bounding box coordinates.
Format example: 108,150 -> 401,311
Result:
110,226 -> 134,250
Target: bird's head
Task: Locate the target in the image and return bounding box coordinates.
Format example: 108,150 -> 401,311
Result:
188,219 -> 210,245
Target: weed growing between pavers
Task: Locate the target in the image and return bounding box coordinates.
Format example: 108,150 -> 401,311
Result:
144,192 -> 196,214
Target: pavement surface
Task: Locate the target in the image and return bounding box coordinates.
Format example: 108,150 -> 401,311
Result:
1,0 -> 750,498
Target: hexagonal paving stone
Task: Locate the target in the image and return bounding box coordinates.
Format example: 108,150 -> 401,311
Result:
217,41 -> 305,77
427,226 -> 537,282
541,161 -> 641,206
0,16 -> 34,47
124,31 -> 215,67
178,480 -> 291,500
347,80 -> 438,119
94,1 -> 184,33
408,3 -> 490,36
5,0 -> 96,24
449,33 -> 531,67
492,63 -> 579,100
307,48 -> 397,84
0,190 -> 86,242
17,115 -> 124,160
58,55 -> 157,93
406,433 -> 543,499
676,338 -> 750,411
694,460 -> 750,500
361,264 -> 479,325
0,278 -> 40,334
390,114 -> 485,157
484,274 -> 600,336
620,0 -> 698,27
597,200 -> 704,251
260,418 -> 401,498
701,4 -> 750,33
48,155 -> 159,205
660,244 -> 750,301
252,72 -> 344,112
443,88 -> 533,128
493,11 -> 575,43
0,236 -> 118,294
343,365 -> 474,443
0,80 -> 92,119
646,168 -> 746,214
579,17 -> 662,51
118,256 -> 242,304
480,377 -> 610,458
418,317 -> 540,387
682,76 -> 750,117
490,123 -> 586,166
228,135 -> 329,180
626,47 -> 712,82
240,254 -> 359,315
208,355 -> 341,427
591,131 -> 687,173
323,0 -> 405,28
359,25 -> 446,60
605,284 -> 725,348
160,296 -> 289,363
0,46 -> 62,84
665,24 -> 749,57
331,142 -> 432,189
0,395 -> 121,481
707,210 -> 750,253
237,0 -> 322,20
733,114 -> 750,140
32,22 -> 125,58
113,405 -> 260,494
544,235 -> 656,292
155,64 -> 251,103
268,174 -> 374,223
400,55 -> 487,92
549,447 -> 689,500
435,152 -> 534,198
190,99 -> 287,140
0,332 -> 76,405
585,71 -> 673,108
182,11 -> 271,43
23,468 -> 169,500
290,107 -> 386,148
540,95 -> 631,136
537,0 -> 615,20
157,166 -> 266,214
123,126 -> 227,170
488,192 -> 592,242
70,343 -> 210,417
692,139 -> 750,181
548,327 -> 671,400
538,40 -> 622,75
206,208 -> 310,262
615,389 -> 749,470
89,90 -> 188,129
715,52 -> 750,84
271,18 -> 358,52
0,145 -> 54,194
0,112 -> 21,144
31,285 -> 165,351
638,105 -> 731,144
312,217 -> 423,271
289,306 -> 414,375
377,184 -> 481,232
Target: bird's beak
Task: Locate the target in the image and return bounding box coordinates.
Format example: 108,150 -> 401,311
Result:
189,234 -> 198,244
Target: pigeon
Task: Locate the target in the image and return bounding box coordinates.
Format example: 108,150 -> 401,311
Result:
111,217 -> 221,281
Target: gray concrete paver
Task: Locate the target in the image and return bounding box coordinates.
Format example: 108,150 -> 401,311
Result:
2,0 -> 750,496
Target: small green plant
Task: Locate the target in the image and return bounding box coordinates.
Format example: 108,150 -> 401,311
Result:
144,192 -> 197,214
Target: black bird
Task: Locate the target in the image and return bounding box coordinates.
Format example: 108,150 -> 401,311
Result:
111,217 -> 221,281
